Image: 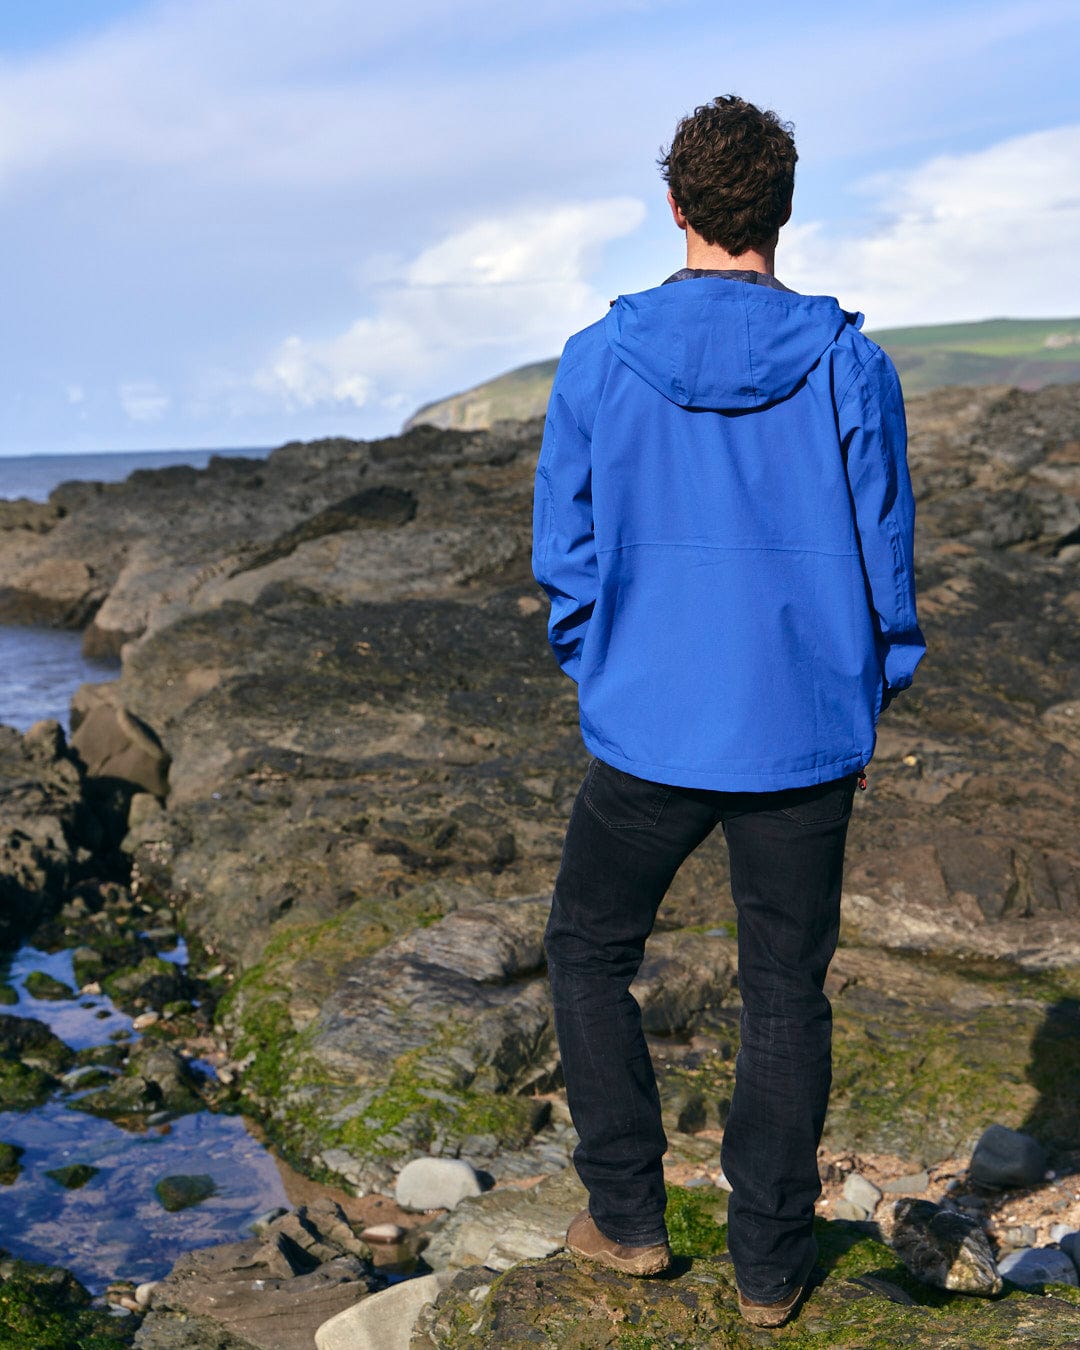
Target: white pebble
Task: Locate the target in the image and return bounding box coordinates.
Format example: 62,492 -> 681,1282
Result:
135,1281 -> 160,1308
395,1157 -> 481,1212
361,1222 -> 406,1243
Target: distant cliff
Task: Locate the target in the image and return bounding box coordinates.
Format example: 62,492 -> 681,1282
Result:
404,316 -> 1080,432
403,358 -> 558,432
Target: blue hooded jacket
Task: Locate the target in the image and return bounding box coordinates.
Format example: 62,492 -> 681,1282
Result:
532,275 -> 925,790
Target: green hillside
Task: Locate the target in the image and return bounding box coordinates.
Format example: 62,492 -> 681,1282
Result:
404,358 -> 559,432
871,316 -> 1080,394
404,317 -> 1080,431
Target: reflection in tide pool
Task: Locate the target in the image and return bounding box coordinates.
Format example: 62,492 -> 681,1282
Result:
0,1100 -> 289,1294
0,943 -> 289,1295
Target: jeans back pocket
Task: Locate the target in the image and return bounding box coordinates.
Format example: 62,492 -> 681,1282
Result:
584,758 -> 673,830
776,773 -> 859,827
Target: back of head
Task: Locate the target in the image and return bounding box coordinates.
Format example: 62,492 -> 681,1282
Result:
659,95 -> 797,256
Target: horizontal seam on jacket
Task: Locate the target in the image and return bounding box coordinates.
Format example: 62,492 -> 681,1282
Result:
594,541 -> 861,558
580,711 -> 862,777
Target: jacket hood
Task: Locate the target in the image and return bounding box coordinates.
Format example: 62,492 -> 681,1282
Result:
605,278 -> 861,412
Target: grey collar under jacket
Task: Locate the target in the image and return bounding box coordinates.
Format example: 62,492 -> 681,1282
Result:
662,267 -> 795,293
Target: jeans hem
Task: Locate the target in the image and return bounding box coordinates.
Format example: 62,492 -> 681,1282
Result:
591,1210 -> 669,1248
734,1240 -> 819,1304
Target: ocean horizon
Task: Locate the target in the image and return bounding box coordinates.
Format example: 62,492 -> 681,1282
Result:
0,445 -> 272,503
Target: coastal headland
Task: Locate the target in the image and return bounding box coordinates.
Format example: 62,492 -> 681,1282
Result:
3,380 -> 1080,1345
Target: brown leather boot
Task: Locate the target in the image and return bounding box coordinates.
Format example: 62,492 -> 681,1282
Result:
565,1210 -> 672,1277
737,1283 -> 805,1327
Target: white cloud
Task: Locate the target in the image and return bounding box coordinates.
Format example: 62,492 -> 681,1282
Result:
783,125 -> 1080,326
254,198 -> 646,411
65,384 -> 85,404
119,380 -> 170,422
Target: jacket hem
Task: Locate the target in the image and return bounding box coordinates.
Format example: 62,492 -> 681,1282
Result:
581,727 -> 872,792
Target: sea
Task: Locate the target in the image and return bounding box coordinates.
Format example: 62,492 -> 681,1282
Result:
0,445 -> 271,504
1,446 -> 271,730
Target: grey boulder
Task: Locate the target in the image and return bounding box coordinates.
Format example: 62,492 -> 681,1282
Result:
969,1124 -> 1047,1189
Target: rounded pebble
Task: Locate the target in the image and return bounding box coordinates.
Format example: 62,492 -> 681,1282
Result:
135,1281 -> 160,1308
361,1222 -> 406,1243
998,1246 -> 1078,1287
395,1157 -> 482,1212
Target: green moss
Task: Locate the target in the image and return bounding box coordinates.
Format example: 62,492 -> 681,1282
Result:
0,1142 -> 23,1184
1042,1282 -> 1080,1304
334,1044 -> 536,1159
23,972 -> 74,1002
825,978 -> 1080,1160
0,986 -> 18,1006
101,956 -> 185,1011
664,1185 -> 729,1258
0,1059 -> 56,1111
0,1261 -> 133,1349
432,1242 -> 1080,1348
215,894 -> 476,1172
45,1164 -> 98,1189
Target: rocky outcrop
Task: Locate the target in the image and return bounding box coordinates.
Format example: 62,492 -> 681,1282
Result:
0,718 -> 125,949
0,424 -> 534,655
7,381 -> 1080,1190
412,1181 -> 1080,1348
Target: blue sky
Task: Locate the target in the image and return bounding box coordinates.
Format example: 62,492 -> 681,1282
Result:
2,0 -> 1077,457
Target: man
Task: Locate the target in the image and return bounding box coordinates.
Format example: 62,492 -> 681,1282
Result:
532,95 -> 924,1328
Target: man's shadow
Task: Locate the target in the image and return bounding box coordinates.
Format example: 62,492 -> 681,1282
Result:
1018,997 -> 1080,1158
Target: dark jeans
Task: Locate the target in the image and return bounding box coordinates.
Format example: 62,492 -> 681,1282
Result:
544,756 -> 858,1302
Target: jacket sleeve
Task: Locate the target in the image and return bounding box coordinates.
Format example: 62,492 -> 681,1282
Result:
532,353 -> 597,683
839,348 -> 926,706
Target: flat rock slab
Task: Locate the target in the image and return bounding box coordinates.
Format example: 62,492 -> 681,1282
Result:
136,1206 -> 383,1350
413,1252 -> 1080,1348
316,1272 -> 453,1350
422,1165 -> 587,1272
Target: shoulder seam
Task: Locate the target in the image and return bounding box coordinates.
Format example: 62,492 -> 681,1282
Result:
836,339 -> 885,415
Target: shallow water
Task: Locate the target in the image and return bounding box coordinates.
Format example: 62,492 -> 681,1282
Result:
0,624 -> 118,733
0,944 -> 290,1295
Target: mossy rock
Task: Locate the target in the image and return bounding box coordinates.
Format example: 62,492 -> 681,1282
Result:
70,946 -> 108,988
0,986 -> 17,1007
71,1042 -> 203,1120
44,1163 -> 98,1189
101,956 -> 189,1012
216,891 -> 540,1181
0,1144 -> 23,1185
685,951 -> 1080,1165
23,972 -> 74,1001
0,1059 -> 57,1111
154,1173 -> 217,1211
414,1215 -> 1080,1348
72,1042 -> 126,1070
0,1259 -> 133,1349
0,1015 -> 73,1074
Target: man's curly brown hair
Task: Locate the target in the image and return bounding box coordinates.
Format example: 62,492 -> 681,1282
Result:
659,95 -> 797,256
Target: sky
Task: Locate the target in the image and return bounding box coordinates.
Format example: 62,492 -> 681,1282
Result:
1,0 -> 1077,457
